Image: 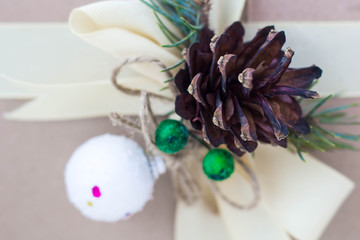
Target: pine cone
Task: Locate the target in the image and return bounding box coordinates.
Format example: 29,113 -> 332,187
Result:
175,22 -> 322,156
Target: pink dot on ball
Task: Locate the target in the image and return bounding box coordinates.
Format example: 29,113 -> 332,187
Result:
92,186 -> 101,198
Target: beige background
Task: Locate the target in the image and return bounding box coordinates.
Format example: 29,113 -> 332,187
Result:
1,0 -> 360,239
248,0 -> 360,21
1,0 -> 360,22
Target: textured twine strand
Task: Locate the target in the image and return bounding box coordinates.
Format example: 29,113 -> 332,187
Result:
110,56 -> 260,208
111,56 -> 175,101
210,158 -> 261,210
199,0 -> 211,26
112,56 -> 202,204
109,112 -> 141,132
139,91 -> 201,204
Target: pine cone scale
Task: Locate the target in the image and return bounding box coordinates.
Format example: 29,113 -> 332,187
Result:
277,66 -> 322,89
246,31 -> 286,70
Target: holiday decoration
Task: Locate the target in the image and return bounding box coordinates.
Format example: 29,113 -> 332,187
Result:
59,0 -> 358,230
1,0 -> 359,239
155,119 -> 189,154
64,134 -> 165,222
202,149 -> 234,181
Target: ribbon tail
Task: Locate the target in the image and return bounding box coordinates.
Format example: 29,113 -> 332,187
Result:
214,167 -> 292,240
175,200 -> 231,240
174,151 -> 291,240
252,144 -> 355,240
175,145 -> 354,240
2,76 -> 173,121
174,145 -> 231,240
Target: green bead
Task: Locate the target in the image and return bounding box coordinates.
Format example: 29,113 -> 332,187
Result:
155,119 -> 188,154
202,149 -> 234,181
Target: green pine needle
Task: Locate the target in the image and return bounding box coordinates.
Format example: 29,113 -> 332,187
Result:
180,17 -> 203,30
154,11 -> 181,41
162,31 -> 196,47
313,103 -> 358,117
320,120 -> 360,125
164,77 -> 175,83
142,0 -> 203,53
297,149 -> 306,162
289,95 -> 360,161
160,86 -> 169,91
165,110 -> 176,116
189,132 -> 211,150
141,0 -> 176,22
161,59 -> 185,72
305,94 -> 333,117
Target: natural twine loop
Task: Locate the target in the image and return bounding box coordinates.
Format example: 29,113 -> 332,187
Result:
111,56 -> 177,100
209,158 -> 261,209
110,56 -> 260,209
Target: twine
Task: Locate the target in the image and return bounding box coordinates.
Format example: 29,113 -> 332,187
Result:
109,112 -> 141,132
139,91 -> 202,204
111,56 -> 177,101
110,56 -> 260,209
198,0 -> 211,27
210,158 -> 260,210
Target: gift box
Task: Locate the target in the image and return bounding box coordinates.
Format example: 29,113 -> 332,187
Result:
1,0 -> 360,239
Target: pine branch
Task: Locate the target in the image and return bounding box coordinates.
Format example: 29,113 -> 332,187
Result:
141,0 -> 204,52
289,95 -> 360,161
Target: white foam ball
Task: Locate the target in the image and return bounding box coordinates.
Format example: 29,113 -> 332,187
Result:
64,134 -> 155,222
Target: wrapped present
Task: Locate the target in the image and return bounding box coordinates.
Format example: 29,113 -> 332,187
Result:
0,1 -> 359,240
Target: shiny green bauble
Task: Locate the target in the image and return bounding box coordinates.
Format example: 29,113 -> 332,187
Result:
202,149 -> 234,181
155,119 -> 189,154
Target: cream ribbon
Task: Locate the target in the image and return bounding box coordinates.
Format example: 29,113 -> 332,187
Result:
2,2 -> 360,119
0,1 -> 356,239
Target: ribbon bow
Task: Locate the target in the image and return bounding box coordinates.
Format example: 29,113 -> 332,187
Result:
0,1 -> 355,239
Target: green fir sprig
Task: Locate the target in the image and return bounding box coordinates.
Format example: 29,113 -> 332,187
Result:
288,95 -> 360,161
140,0 -> 204,72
